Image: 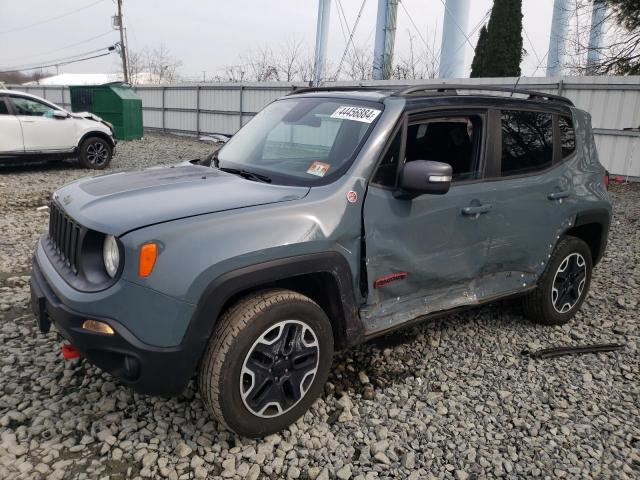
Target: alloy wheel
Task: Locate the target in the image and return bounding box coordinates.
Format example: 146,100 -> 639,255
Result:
551,252 -> 587,314
86,141 -> 109,166
240,320 -> 319,418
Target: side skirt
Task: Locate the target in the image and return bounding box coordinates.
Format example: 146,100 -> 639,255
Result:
360,271 -> 538,337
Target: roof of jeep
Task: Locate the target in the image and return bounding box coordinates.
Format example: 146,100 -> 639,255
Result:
286,84 -> 575,109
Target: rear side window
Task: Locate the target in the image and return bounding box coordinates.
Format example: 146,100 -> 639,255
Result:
0,98 -> 8,115
558,115 -> 576,158
501,110 -> 553,176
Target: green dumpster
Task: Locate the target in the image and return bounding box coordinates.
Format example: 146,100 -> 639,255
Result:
69,83 -> 143,140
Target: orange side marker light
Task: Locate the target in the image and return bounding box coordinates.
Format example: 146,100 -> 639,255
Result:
139,243 -> 158,277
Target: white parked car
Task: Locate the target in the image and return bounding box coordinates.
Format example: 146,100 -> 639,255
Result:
0,89 -> 116,169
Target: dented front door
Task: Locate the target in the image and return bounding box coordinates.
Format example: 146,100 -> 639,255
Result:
361,182 -> 493,334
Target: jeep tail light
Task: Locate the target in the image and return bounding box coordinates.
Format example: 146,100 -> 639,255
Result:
604,172 -> 609,190
139,243 -> 158,277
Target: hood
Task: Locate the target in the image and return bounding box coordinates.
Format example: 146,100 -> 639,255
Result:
71,111 -> 103,122
54,165 -> 310,236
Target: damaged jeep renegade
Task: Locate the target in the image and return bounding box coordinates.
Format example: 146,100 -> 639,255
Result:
31,85 -> 611,437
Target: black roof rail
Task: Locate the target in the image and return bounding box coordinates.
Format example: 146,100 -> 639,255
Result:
392,84 -> 574,106
287,85 -> 397,95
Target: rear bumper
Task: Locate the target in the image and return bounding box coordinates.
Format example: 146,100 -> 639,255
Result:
30,258 -> 197,396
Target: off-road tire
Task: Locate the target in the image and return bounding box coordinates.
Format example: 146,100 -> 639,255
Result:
78,136 -> 112,169
199,289 -> 334,437
522,236 -> 593,325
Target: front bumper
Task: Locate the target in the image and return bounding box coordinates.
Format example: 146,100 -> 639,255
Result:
30,259 -> 198,396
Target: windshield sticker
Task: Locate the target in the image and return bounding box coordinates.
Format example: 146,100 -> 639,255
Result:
330,106 -> 381,123
307,161 -> 330,177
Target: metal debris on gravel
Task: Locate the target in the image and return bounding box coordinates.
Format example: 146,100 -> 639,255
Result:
0,134 -> 638,479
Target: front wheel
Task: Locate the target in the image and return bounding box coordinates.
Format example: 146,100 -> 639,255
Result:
78,136 -> 112,169
522,236 -> 593,325
199,289 -> 334,437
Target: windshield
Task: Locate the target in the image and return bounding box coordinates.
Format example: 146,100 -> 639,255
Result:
217,97 -> 382,185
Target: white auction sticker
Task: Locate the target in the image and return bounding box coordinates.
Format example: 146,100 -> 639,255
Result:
330,105 -> 381,123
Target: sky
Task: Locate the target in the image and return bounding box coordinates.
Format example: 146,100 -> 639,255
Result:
0,0 -> 557,80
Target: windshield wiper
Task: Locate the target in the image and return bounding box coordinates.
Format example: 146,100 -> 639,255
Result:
219,167 -> 272,183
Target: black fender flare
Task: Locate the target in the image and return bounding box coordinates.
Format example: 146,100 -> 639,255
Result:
182,251 -> 363,367
78,131 -> 116,150
570,207 -> 611,265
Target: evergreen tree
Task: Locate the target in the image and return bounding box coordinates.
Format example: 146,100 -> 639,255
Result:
470,25 -> 489,77
470,0 -> 523,77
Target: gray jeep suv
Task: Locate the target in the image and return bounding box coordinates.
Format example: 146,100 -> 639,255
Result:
30,85 -> 611,437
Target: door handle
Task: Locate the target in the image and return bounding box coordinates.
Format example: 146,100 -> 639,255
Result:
21,119 -> 36,123
548,190 -> 570,200
461,203 -> 492,216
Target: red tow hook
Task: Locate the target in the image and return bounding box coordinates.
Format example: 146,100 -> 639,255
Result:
61,343 -> 82,360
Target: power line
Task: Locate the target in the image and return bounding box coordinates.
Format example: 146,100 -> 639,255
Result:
398,0 -> 436,59
0,48 -> 117,73
442,7 -> 491,59
438,7 -> 491,77
438,0 -> 475,50
334,0 -> 367,79
523,25 -> 542,66
1,46 -> 114,71
0,31 -> 114,63
334,0 -> 350,43
0,0 -> 107,35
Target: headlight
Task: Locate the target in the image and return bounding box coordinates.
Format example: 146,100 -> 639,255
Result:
103,235 -> 120,278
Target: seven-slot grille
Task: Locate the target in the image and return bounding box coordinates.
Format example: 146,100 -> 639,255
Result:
48,202 -> 82,274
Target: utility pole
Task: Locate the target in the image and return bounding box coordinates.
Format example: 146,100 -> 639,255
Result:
586,0 -> 607,75
547,0 -> 570,76
438,0 -> 470,79
372,0 -> 398,80
313,0 -> 331,87
117,0 -> 129,83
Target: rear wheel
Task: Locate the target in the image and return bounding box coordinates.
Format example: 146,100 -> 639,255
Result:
522,236 -> 592,325
78,136 -> 112,169
199,289 -> 334,437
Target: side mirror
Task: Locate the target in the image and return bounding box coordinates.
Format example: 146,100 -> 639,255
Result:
395,160 -> 452,199
52,110 -> 69,119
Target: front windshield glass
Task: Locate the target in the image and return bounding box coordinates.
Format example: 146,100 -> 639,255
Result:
217,97 -> 382,185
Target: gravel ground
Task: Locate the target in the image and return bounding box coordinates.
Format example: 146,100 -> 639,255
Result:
0,133 -> 638,479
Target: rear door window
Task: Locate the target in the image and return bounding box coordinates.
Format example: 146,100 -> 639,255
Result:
500,110 -> 553,176
558,115 -> 576,158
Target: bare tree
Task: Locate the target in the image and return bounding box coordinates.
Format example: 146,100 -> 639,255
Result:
294,50 -> 316,84
0,69 -> 52,85
218,39 -> 315,83
562,0 -> 640,75
145,45 -> 182,84
277,39 -> 304,82
122,45 -> 182,84
242,47 -> 280,81
125,50 -> 145,85
342,44 -> 373,81
391,32 -> 438,80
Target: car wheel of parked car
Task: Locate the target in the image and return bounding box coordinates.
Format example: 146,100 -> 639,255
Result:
199,289 -> 334,437
522,236 -> 593,325
79,137 -> 112,169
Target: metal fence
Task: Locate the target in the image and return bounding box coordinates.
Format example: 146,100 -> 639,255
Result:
8,76 -> 640,177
